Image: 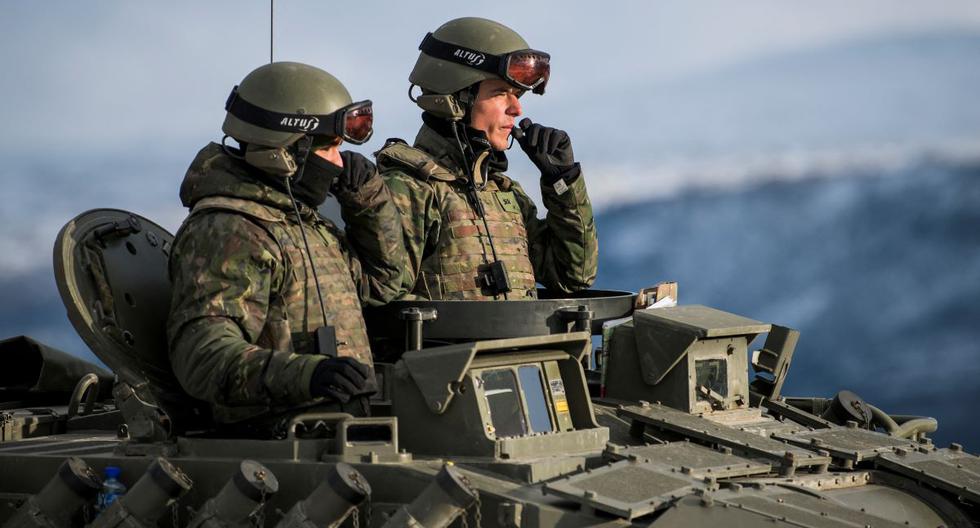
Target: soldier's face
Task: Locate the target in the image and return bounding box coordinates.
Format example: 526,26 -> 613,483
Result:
469,79 -> 523,151
313,138 -> 343,167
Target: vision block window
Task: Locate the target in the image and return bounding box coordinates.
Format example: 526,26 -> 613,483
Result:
695,358 -> 728,401
481,369 -> 527,437
518,365 -> 554,434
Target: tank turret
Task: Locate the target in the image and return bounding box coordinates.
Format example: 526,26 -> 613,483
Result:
0,209 -> 977,526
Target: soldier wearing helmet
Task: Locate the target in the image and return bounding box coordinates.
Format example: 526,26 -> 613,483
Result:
167,62 -> 406,430
376,17 -> 598,300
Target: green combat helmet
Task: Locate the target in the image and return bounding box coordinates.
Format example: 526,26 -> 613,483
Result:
222,61 -> 374,174
409,17 -> 551,119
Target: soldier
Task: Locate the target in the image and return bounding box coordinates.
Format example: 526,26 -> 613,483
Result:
377,17 -> 598,300
167,62 -> 406,431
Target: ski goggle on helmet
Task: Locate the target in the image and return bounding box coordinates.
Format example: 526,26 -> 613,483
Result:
419,32 -> 551,94
224,86 -> 374,145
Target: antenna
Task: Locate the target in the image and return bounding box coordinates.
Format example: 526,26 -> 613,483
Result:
269,0 -> 274,63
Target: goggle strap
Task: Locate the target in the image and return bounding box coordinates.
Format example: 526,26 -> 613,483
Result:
418,33 -> 503,75
225,86 -> 340,136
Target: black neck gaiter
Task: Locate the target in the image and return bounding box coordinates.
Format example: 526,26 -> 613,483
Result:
292,154 -> 343,207
248,152 -> 341,209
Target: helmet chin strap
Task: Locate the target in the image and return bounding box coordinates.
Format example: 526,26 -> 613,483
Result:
289,135 -> 314,183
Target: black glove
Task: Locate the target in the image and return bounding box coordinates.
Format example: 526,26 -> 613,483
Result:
332,151 -> 379,204
516,118 -> 576,184
309,356 -> 376,403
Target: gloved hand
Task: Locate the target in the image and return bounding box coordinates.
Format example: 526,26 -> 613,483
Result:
515,118 -> 576,184
332,151 -> 379,204
309,356 -> 376,403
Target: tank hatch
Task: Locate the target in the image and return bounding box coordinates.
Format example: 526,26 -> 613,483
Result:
53,209 -> 210,435
543,458 -> 710,519
604,442 -> 771,479
619,402 -> 831,474
774,427 -> 919,466
366,289 -> 635,341
875,446 -> 980,506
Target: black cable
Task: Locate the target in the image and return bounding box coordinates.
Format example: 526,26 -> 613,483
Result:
451,122 -> 508,300
283,143 -> 330,326
269,0 -> 274,63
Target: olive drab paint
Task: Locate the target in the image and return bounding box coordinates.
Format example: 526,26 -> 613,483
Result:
222,62 -> 353,149
409,17 -> 532,97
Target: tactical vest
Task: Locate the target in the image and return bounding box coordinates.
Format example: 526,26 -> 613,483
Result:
189,196 -> 372,366
378,141 -> 537,300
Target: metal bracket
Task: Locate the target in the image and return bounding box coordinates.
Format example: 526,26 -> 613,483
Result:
399,307 -> 438,352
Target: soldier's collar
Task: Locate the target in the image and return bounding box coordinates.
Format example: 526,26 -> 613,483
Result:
415,115 -> 510,181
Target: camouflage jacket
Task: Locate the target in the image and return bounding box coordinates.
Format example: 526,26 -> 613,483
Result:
167,143 -> 406,423
378,123 -> 598,300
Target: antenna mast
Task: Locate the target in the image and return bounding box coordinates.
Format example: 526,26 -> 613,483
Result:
269,0 -> 274,63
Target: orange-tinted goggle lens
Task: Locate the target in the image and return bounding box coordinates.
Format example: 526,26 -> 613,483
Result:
344,103 -> 374,144
506,51 -> 550,93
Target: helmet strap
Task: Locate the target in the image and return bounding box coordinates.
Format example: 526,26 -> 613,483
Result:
289,135 -> 315,182
458,85 -> 479,124
220,135 -> 246,160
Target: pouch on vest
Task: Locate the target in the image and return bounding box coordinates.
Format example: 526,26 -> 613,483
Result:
479,260 -> 512,296
313,325 -> 338,357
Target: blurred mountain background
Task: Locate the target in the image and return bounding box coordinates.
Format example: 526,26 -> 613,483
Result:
1,2 -> 978,447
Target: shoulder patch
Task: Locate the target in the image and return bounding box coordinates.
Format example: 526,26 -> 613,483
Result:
376,142 -> 457,182
190,196 -> 286,224
495,191 -> 521,214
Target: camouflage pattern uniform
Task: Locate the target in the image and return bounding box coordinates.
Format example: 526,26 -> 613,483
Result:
378,123 -> 598,300
168,143 -> 405,423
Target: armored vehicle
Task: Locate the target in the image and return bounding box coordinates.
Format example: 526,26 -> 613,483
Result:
1,209 -> 978,527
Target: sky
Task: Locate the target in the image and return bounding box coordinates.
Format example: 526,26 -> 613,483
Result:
3,1 -> 980,157
0,0 -> 978,275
